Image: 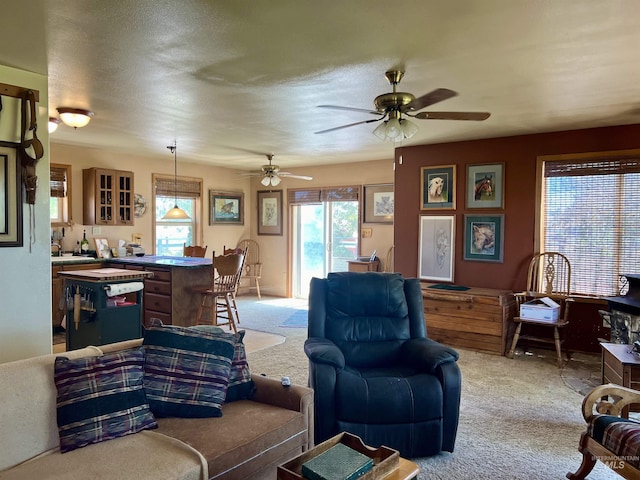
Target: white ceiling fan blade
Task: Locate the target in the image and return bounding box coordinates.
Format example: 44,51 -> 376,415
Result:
279,172 -> 313,180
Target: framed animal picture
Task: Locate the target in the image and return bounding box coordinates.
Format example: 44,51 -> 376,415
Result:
464,214 -> 504,263
363,183 -> 394,224
420,165 -> 456,210
466,163 -> 504,209
209,190 -> 244,225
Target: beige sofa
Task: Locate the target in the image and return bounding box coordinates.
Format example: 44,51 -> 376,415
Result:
0,339 -> 314,480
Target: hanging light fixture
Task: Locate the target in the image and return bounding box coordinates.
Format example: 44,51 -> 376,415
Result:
162,141 -> 191,220
57,107 -> 94,129
261,175 -> 281,187
48,117 -> 61,133
372,111 -> 418,142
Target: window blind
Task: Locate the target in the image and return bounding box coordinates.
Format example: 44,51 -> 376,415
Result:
50,166 -> 67,198
543,155 -> 640,296
288,185 -> 359,205
155,177 -> 201,198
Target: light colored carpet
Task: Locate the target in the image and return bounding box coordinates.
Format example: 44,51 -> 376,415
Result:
234,295 -> 617,480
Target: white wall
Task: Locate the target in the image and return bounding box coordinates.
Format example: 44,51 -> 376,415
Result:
0,65 -> 51,363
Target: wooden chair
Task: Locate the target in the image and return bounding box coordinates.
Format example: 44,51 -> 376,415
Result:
383,245 -> 395,272
183,243 -> 207,258
221,245 -> 248,324
236,239 -> 262,299
568,384 -> 640,479
506,252 -> 573,367
193,251 -> 244,332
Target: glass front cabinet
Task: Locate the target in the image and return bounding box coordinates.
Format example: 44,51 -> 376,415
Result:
83,168 -> 134,225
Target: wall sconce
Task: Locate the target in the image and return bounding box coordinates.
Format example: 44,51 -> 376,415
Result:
48,117 -> 61,133
57,107 -> 94,129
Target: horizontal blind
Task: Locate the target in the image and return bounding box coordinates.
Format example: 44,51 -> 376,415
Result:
155,177 -> 201,199
50,166 -> 67,198
543,155 -> 640,296
288,185 -> 359,205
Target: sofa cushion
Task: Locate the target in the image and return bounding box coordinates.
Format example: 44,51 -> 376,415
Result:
156,399 -> 307,479
143,325 -> 235,418
54,347 -> 157,453
191,326 -> 255,402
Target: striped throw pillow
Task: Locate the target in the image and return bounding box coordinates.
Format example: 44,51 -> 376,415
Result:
142,325 -> 235,417
54,347 -> 157,453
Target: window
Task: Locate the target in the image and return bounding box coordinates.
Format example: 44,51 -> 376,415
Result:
539,150 -> 640,296
153,174 -> 202,256
50,164 -> 72,225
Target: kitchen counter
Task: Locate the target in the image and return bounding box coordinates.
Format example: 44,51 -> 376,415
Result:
109,255 -> 211,268
51,255 -> 102,265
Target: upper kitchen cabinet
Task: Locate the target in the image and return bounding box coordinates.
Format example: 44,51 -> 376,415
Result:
83,168 -> 134,225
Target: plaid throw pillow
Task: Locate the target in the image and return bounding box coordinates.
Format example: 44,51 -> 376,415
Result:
142,325 -> 235,417
191,326 -> 256,402
54,347 -> 157,453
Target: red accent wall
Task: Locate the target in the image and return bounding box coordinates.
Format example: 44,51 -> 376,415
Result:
394,124 -> 640,292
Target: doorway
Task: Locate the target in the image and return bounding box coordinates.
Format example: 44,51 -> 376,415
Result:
291,201 -> 359,298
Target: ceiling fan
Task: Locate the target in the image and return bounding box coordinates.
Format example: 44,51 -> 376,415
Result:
241,154 -> 313,186
314,70 -> 491,141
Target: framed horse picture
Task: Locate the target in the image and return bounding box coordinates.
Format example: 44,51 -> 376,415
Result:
420,165 -> 456,210
466,163 -> 504,209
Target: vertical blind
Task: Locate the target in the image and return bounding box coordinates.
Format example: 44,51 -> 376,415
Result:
543,154 -> 640,296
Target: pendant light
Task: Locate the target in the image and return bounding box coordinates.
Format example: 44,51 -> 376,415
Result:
162,141 -> 190,220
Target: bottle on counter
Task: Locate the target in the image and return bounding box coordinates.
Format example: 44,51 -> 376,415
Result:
80,230 -> 90,254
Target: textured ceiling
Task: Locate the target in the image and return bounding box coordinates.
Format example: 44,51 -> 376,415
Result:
2,0 -> 640,172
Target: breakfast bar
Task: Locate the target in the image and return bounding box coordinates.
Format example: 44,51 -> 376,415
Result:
108,255 -> 212,328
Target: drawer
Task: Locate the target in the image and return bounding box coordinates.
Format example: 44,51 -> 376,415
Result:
144,292 -> 171,313
144,310 -> 172,327
145,279 -> 172,295
146,268 -> 171,282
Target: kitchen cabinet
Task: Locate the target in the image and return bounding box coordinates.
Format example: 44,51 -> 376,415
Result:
83,168 -> 134,225
51,260 -> 103,328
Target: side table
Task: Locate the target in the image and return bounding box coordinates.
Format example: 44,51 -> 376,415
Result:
601,342 -> 640,417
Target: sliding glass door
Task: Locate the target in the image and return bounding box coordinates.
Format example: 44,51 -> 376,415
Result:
291,200 -> 358,298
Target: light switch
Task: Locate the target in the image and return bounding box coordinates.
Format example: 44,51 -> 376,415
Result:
361,228 -> 372,238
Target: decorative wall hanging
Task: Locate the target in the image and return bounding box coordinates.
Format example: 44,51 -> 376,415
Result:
464,214 -> 504,263
466,163 -> 504,209
258,190 -> 283,235
363,183 -> 394,224
418,215 -> 455,282
209,190 -> 244,225
134,193 -> 147,218
420,165 -> 456,210
0,143 -> 23,247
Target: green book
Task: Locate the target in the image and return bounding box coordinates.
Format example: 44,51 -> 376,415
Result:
301,443 -> 374,480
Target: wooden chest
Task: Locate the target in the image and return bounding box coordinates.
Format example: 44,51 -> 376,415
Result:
421,284 -> 517,355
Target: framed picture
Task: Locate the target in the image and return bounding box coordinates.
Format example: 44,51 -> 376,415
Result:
467,163 -> 504,209
258,190 -> 283,236
418,215 -> 455,282
209,190 -> 244,225
0,143 -> 23,247
94,237 -> 110,258
464,214 -> 504,263
420,165 -> 456,210
363,183 -> 394,224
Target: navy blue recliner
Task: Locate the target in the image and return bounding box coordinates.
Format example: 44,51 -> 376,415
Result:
304,272 -> 461,458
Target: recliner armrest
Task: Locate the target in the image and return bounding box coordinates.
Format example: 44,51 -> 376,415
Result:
401,338 -> 459,374
304,337 -> 345,369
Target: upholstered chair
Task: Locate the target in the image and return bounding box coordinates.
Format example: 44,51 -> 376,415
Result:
304,272 -> 461,458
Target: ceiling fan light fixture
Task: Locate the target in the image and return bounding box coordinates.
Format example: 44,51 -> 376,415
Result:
372,122 -> 388,140
261,176 -> 271,186
270,175 -> 281,186
57,107 -> 94,129
399,118 -> 418,139
48,117 -> 61,133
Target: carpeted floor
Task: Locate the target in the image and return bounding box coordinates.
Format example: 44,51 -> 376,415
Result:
234,295 -> 616,480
